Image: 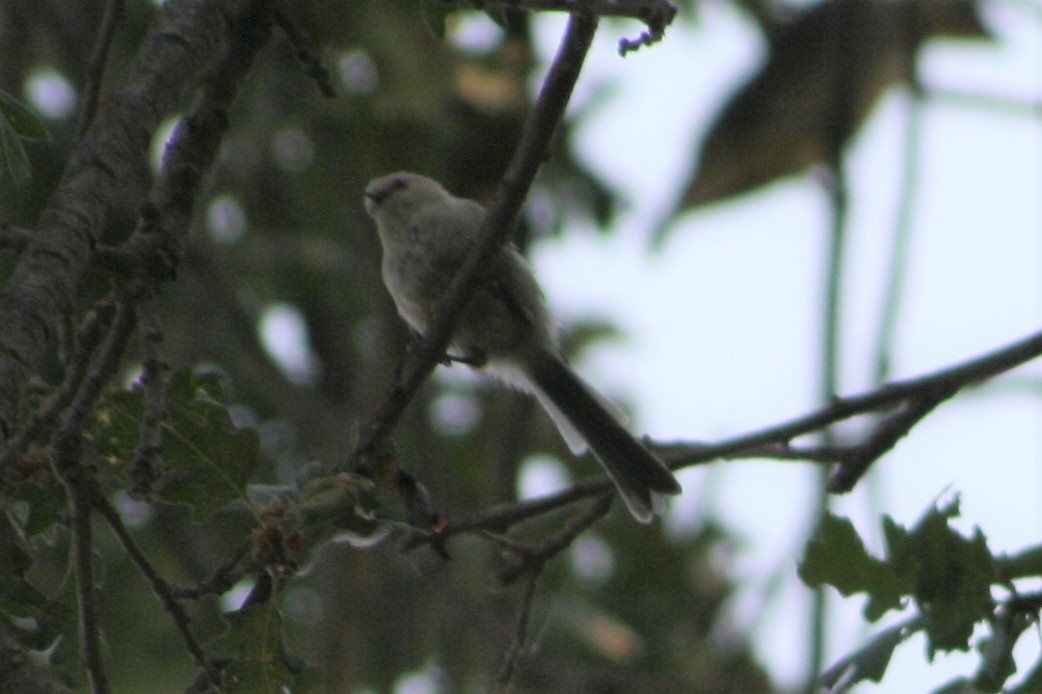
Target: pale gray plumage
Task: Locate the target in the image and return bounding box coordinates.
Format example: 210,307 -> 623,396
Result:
364,172 -> 681,522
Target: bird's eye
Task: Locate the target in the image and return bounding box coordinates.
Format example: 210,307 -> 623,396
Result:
390,177 -> 407,192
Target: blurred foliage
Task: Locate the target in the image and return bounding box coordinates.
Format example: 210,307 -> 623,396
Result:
661,0 -> 991,236
0,0 -> 768,691
2,0 -> 1026,690
92,369 -> 260,519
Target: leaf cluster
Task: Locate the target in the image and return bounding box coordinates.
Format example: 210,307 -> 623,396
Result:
800,499 -> 1042,692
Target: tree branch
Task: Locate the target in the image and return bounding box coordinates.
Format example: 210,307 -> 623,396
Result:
399,326 -> 1042,544
495,493 -> 613,584
660,325 -> 1042,470
0,299 -> 116,484
481,0 -> 677,54
0,0 -> 263,447
48,296 -> 139,694
76,0 -> 124,140
130,296 -> 167,498
494,568 -> 541,691
348,12 -> 599,466
93,489 -> 220,684
487,0 -> 675,26
0,223 -> 34,252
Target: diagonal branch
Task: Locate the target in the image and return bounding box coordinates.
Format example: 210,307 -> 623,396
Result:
348,12 -> 600,466
0,0 -> 265,448
401,326 -> 1042,541
76,0 -> 124,140
93,487 -> 219,684
661,325 -> 1042,469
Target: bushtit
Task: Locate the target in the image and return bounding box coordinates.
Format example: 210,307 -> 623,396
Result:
364,172 -> 681,522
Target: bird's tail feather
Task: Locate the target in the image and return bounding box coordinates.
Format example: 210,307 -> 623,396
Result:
524,351 -> 681,522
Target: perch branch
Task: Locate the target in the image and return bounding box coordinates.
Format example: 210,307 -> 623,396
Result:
661,325 -> 1042,470
348,12 -> 599,466
399,325 -> 1042,545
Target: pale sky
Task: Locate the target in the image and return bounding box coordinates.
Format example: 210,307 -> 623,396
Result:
525,2 -> 1042,690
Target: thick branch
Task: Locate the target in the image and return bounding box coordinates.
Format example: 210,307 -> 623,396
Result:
0,0 -> 259,445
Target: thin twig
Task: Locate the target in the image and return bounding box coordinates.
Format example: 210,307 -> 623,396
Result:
63,463 -> 109,693
819,614 -> 925,691
929,87 -> 1042,117
660,324 -> 1042,468
809,40 -> 854,681
130,296 -> 167,498
0,299 -> 117,478
496,493 -> 613,584
45,301 -> 140,694
875,85 -> 925,385
483,0 -> 675,54
92,487 -> 220,683
489,495 -> 612,688
348,12 -> 599,466
494,568 -> 542,691
46,296 -> 138,693
58,295 -> 139,439
170,542 -> 253,599
827,390 -> 950,492
76,0 -> 125,140
273,8 -> 334,97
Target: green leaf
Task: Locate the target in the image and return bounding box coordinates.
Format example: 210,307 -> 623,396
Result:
798,512 -> 906,621
0,513 -> 48,618
93,368 -> 260,518
209,603 -> 322,691
886,497 -> 995,658
0,110 -> 31,182
0,90 -> 50,140
0,90 -> 49,183
15,472 -> 68,537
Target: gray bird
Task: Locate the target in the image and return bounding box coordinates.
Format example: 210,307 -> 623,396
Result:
364,172 -> 681,522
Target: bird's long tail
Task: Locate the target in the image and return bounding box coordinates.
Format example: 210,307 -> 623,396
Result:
524,350 -> 681,522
